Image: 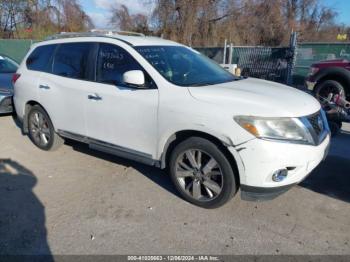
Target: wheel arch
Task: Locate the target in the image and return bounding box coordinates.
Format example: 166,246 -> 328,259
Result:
22,100 -> 46,133
160,129 -> 241,186
314,67 -> 350,96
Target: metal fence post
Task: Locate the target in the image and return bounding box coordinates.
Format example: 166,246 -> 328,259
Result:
287,31 -> 297,86
223,39 -> 227,64
228,43 -> 233,65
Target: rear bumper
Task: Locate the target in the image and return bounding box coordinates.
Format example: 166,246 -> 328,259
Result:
0,94 -> 13,114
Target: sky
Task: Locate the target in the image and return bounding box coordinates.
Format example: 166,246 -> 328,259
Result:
81,0 -> 350,29
322,0 -> 350,25
82,0 -> 152,28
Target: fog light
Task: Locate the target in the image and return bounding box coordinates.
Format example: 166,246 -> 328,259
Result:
272,169 -> 288,182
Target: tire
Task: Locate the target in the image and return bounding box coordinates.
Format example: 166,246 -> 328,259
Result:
169,137 -> 237,208
27,105 -> 64,151
314,80 -> 346,102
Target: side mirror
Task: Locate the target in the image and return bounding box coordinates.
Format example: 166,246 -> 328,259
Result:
122,70 -> 145,88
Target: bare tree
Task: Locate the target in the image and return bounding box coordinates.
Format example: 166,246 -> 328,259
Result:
0,0 -> 93,39
0,0 -> 346,44
110,4 -> 150,34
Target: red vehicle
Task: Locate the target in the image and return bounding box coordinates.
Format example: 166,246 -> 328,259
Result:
306,59 -> 350,135
306,59 -> 350,100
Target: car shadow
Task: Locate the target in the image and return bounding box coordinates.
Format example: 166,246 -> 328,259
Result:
300,130 -> 350,203
0,159 -> 53,260
65,140 -> 180,198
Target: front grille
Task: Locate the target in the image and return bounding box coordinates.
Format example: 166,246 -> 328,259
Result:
307,112 -> 323,136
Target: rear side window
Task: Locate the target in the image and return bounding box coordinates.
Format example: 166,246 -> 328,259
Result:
52,43 -> 92,80
26,45 -> 56,72
96,43 -> 144,86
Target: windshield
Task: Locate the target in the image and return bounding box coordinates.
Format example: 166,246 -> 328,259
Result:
135,46 -> 238,86
0,55 -> 18,73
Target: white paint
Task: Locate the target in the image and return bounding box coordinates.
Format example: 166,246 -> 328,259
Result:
123,70 -> 145,86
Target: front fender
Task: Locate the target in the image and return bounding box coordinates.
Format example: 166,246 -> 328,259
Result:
157,126 -> 246,169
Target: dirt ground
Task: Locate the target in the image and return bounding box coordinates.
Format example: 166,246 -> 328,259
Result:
0,115 -> 349,255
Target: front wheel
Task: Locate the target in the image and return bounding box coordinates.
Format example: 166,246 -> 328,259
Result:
28,105 -> 64,151
315,80 -> 346,102
169,137 -> 237,208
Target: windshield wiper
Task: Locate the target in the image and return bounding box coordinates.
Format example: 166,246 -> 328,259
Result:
189,82 -> 213,87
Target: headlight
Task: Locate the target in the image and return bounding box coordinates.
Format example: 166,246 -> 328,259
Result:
234,116 -> 314,144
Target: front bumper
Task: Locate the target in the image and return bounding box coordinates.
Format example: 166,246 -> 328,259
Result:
240,184 -> 296,201
0,94 -> 13,114
228,133 -> 330,201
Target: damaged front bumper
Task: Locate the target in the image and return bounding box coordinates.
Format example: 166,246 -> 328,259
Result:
227,133 -> 330,201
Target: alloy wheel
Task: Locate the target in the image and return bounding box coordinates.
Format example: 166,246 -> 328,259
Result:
175,149 -> 224,202
29,111 -> 51,147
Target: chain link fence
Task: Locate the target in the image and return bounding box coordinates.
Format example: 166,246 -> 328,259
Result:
195,46 -> 295,85
195,34 -> 297,85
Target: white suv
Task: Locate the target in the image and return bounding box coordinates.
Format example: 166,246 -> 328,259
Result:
13,32 -> 330,208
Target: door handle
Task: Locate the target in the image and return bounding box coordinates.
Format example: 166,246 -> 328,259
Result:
39,84 -> 50,90
88,94 -> 102,101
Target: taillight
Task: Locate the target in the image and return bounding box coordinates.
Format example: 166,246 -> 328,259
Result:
12,73 -> 21,84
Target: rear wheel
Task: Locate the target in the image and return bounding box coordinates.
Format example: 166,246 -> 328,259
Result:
169,137 -> 237,208
315,80 -> 346,103
28,105 -> 63,151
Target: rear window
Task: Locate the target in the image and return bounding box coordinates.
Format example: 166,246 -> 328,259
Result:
52,43 -> 92,80
26,45 -> 56,72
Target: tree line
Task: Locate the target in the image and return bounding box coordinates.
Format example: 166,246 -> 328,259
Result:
1,0 -> 349,46
113,0 -> 349,46
0,0 -> 92,39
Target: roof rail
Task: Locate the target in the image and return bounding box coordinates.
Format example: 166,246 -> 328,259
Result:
45,32 -> 104,40
45,29 -> 145,41
90,29 -> 145,37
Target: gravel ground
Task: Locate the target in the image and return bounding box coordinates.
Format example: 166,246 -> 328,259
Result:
0,115 -> 349,255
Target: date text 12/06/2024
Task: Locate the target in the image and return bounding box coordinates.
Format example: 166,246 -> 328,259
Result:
127,256 -> 220,261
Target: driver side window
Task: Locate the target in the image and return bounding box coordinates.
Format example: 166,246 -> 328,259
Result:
96,43 -> 153,88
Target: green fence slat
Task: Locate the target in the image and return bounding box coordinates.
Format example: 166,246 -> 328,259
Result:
0,39 -> 34,63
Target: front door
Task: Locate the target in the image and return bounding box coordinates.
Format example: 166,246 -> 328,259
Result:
85,43 -> 159,158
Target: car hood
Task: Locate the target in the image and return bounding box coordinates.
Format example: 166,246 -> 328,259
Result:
188,78 -> 321,117
0,73 -> 14,94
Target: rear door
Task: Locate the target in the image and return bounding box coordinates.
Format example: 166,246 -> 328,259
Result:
15,45 -> 56,117
38,42 -> 95,136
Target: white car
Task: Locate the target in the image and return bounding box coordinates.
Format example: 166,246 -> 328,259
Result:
13,31 -> 330,208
